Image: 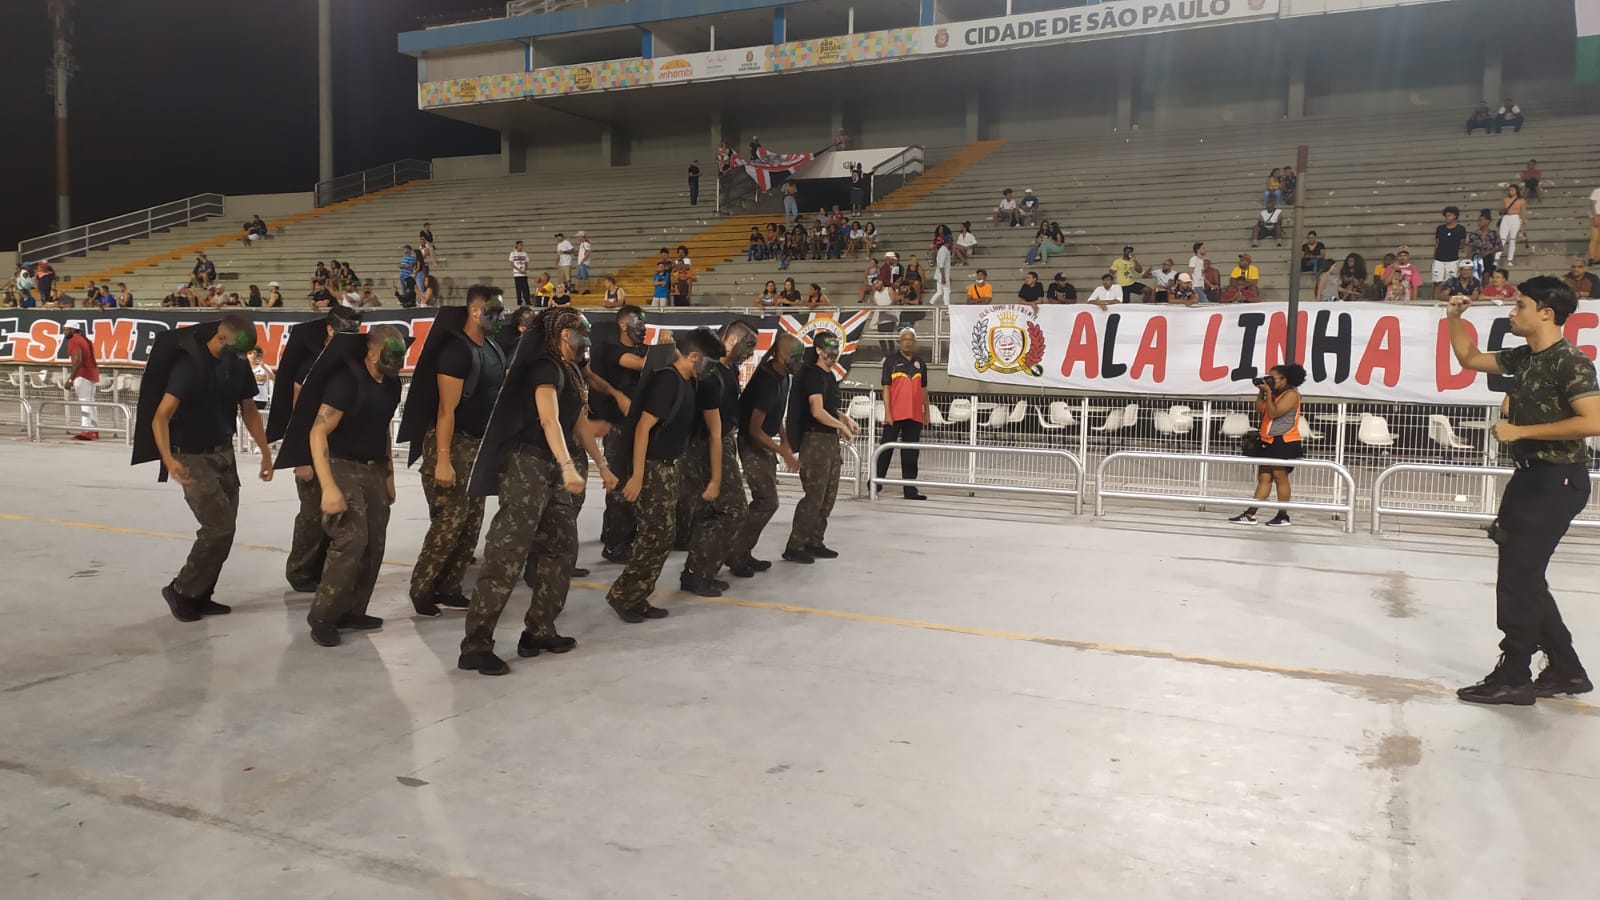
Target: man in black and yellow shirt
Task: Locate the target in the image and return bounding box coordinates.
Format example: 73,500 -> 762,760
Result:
1445,277 -> 1600,704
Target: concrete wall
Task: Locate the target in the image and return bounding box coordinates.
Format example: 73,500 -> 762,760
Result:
425,44 -> 526,81
224,193 -> 315,221
432,154 -> 507,181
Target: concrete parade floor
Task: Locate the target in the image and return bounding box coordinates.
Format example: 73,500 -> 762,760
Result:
1,438 -> 1597,900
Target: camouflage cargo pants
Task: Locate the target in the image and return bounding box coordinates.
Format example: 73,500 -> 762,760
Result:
463,448 -> 557,655
731,436 -> 779,562
286,473 -> 329,586
599,428 -> 634,553
675,436 -> 712,548
685,433 -> 747,579
523,441 -> 586,612
307,459 -> 392,625
606,460 -> 679,614
409,428 -> 486,602
173,448 -> 240,598
786,431 -> 841,553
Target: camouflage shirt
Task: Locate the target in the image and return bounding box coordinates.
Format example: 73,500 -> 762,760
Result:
1497,338 -> 1600,465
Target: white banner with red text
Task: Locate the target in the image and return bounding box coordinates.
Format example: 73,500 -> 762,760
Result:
947,302 -> 1600,404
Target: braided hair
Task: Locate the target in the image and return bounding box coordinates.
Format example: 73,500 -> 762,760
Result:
529,306 -> 588,403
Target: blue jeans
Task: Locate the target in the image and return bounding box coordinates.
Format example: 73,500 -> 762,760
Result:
783,197 -> 798,225
1262,190 -> 1282,206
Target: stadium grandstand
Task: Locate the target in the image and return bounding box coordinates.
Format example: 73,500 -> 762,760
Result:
6,0 -> 1600,897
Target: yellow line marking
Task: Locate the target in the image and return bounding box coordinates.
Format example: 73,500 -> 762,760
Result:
4,510 -> 1593,712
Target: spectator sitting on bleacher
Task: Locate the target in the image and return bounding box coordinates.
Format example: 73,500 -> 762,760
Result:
1498,98 -> 1524,133
993,189 -> 1022,227
535,273 -> 556,306
220,292 -> 244,307
95,284 -> 117,310
358,283 -> 383,309
1466,100 -> 1495,134
551,280 -> 573,307
206,285 -> 227,307
778,277 -> 802,306
1202,257 -> 1223,301
1251,199 -> 1283,248
900,257 -> 925,303
14,266 -> 35,307
862,223 -> 878,255
114,282 -> 134,308
0,291 -> 16,309
747,227 -> 766,261
1301,230 -> 1329,274
1086,274 -> 1121,309
1390,247 -> 1422,300
964,269 -> 995,305
1520,159 -> 1542,201
1026,222 -> 1067,265
804,283 -> 831,308
418,274 -> 439,308
1168,273 -> 1200,307
1482,268 -> 1516,301
878,251 -> 901,289
952,221 -> 977,265
1262,168 -> 1283,207
191,253 -> 216,288
1151,259 -> 1179,303
243,215 -> 269,244
311,283 -> 336,310
1221,254 -> 1260,303
266,282 -> 284,307
1110,246 -> 1148,302
1046,272 -> 1077,304
846,221 -> 868,257
311,261 -> 329,293
1019,189 -> 1043,227
340,282 -> 362,309
759,280 -> 781,308
1281,165 -> 1298,202
1443,263 -> 1483,301
856,258 -> 881,303
1565,259 -> 1600,300
1320,254 -> 1366,302
602,275 -> 626,309
1016,271 -> 1045,311
245,285 -> 264,307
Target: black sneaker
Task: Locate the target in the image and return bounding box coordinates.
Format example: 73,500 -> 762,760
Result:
747,557 -> 772,572
601,546 -> 630,564
808,545 -> 840,559
1458,655 -> 1536,706
782,549 -> 815,564
195,590 -> 231,617
309,622 -> 341,647
611,603 -> 669,623
519,632 -> 577,657
683,574 -> 723,598
904,491 -> 928,501
337,614 -> 384,631
571,566 -> 590,578
711,577 -> 730,591
1264,513 -> 1292,527
434,591 -> 470,611
287,579 -> 319,594
410,594 -> 442,617
458,651 -> 509,676
1228,513 -> 1257,525
1533,663 -> 1594,698
162,583 -> 203,623
728,561 -> 756,578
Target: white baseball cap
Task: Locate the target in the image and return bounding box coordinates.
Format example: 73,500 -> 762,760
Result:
268,281 -> 280,287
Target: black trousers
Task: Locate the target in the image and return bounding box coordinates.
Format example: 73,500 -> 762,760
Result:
876,420 -> 922,496
1494,463 -> 1589,664
513,276 -> 531,306
688,177 -> 699,206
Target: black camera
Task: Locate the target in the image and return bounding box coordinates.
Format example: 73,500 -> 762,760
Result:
1252,376 -> 1271,387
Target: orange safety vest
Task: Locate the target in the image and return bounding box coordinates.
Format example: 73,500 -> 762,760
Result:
1259,393 -> 1302,443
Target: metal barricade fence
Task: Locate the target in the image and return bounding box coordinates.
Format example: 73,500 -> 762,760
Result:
1372,464 -> 1600,533
30,399 -> 133,444
869,442 -> 1085,514
1097,451 -> 1359,532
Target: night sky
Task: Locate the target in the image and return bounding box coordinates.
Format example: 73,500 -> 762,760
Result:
1,0 -> 499,250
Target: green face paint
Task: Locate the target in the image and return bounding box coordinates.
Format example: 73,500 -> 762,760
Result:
480,299 -> 506,333
223,328 -> 257,355
377,337 -> 407,375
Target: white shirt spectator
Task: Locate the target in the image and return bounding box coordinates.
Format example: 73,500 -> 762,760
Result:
509,248 -> 529,276
936,243 -> 952,276
1087,284 -> 1123,305
956,230 -> 978,250
252,361 -> 274,405
1259,208 -> 1283,228
341,290 -> 362,309
872,286 -> 895,307
577,239 -> 592,266
1152,268 -> 1178,290
998,198 -> 1019,214
1188,254 -> 1207,284
556,238 -> 574,267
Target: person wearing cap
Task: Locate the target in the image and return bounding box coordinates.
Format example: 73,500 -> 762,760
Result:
1019,189 -> 1044,228
1109,246 -> 1149,302
783,333 -> 858,563
877,328 -> 929,501
1443,262 -> 1484,302
1046,272 -> 1077,304
63,322 -> 100,441
576,232 -> 593,294
1168,272 -> 1199,307
151,315 -> 274,622
1222,254 -> 1260,303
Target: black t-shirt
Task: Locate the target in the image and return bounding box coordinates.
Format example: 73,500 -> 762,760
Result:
165,352 -> 256,451
1018,282 -> 1045,303
691,370 -> 722,439
437,336 -> 506,438
714,362 -> 740,434
592,342 -> 644,424
642,368 -> 696,460
293,354 -> 317,387
740,364 -> 787,438
1435,224 -> 1468,261
779,289 -> 801,305
790,364 -> 839,436
687,164 -> 700,179
1046,282 -> 1077,303
323,366 -> 402,462
512,358 -> 583,455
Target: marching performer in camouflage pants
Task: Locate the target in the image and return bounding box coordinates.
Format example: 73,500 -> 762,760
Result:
281,307 -> 362,592
680,321 -> 758,596
728,333 -> 804,578
606,328 -> 725,622
408,287 -> 507,615
459,308 -> 613,676
593,306 -> 649,563
784,333 -> 858,564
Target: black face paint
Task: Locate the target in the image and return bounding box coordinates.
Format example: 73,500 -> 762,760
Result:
377,338 -> 406,376
693,355 -> 716,379
624,315 -> 646,344
480,298 -> 506,334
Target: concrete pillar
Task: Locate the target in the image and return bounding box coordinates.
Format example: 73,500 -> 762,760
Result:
964,86 -> 983,143
830,102 -> 845,146
1115,62 -> 1133,132
318,0 -> 333,183
1482,41 -> 1504,109
501,132 -> 527,175
601,125 -> 630,167
1287,53 -> 1306,120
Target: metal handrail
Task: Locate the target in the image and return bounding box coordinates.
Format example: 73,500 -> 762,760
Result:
5,398 -> 37,441
1370,463 -> 1600,534
873,146 -> 925,180
29,399 -> 134,445
869,441 -> 1085,514
18,193 -> 225,262
507,0 -> 589,16
314,159 -> 432,208
1095,450 -> 1358,533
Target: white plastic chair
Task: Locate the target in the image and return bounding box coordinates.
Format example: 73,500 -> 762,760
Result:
1427,414 -> 1472,450
1047,400 -> 1076,428
1358,413 -> 1397,448
947,398 -> 974,425
845,395 -> 873,423
1153,411 -> 1177,435
1037,404 -> 1067,431
1091,407 -> 1124,432
982,404 -> 1010,428
1119,403 -> 1138,428
928,404 -> 949,427
1165,405 -> 1194,434
1220,412 -> 1252,437
1007,399 -> 1027,423
1297,415 -> 1323,440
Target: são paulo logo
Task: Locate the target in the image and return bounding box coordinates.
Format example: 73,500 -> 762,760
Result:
971,306 -> 1046,376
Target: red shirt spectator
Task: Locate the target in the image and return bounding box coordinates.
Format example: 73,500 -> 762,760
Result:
68,329 -> 99,382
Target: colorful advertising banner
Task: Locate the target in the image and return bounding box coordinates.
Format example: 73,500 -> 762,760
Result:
0,308 -> 869,381
947,302 -> 1599,405
907,0 -> 1280,58
652,47 -> 772,83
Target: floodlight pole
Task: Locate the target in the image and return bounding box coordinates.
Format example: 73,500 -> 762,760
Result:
48,0 -> 72,230
318,0 -> 334,183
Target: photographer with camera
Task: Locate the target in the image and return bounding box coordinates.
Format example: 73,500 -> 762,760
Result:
1229,364 -> 1308,527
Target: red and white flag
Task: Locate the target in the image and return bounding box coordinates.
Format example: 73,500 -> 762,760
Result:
729,150 -> 814,191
